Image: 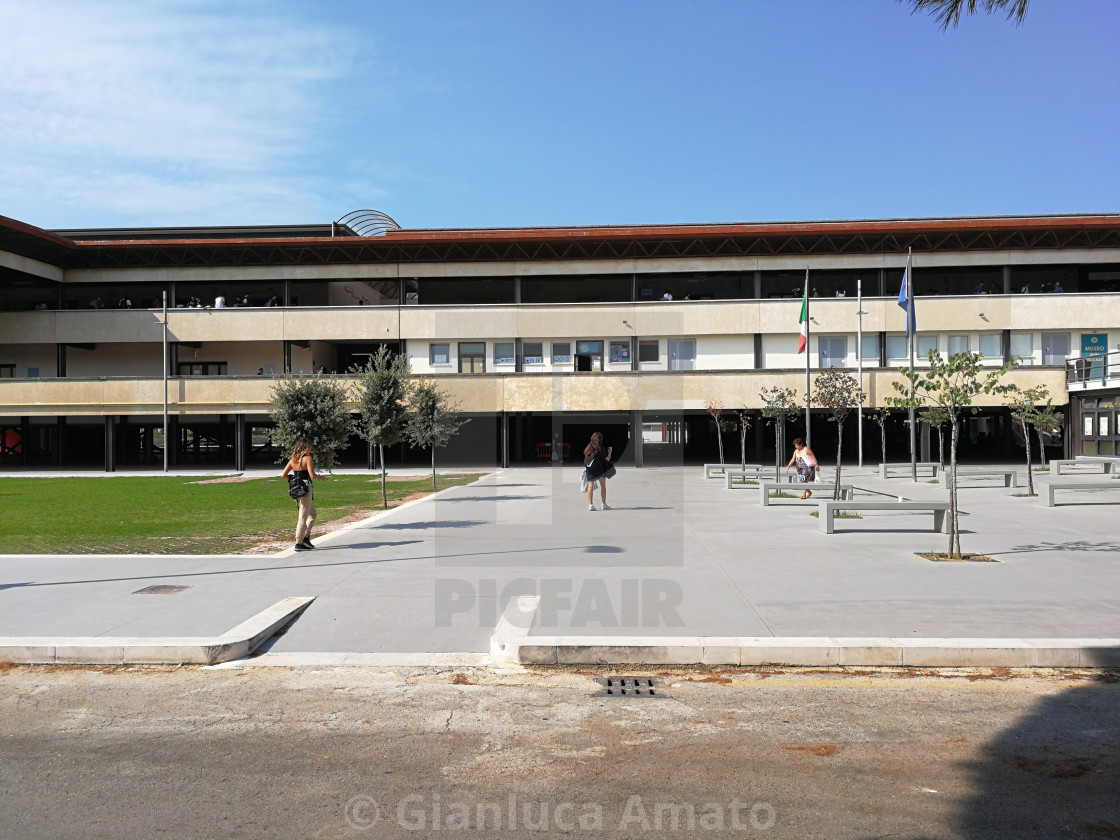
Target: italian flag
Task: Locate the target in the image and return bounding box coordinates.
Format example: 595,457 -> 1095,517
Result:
797,285 -> 808,353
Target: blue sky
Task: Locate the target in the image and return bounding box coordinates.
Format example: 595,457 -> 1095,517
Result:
1,1 -> 1117,230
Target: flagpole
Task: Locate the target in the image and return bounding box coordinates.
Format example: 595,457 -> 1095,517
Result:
857,277 -> 863,468
907,248 -> 917,482
804,266 -> 811,449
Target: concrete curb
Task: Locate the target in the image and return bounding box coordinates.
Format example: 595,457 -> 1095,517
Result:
206,652 -> 491,669
0,596 -> 315,665
499,635 -> 1120,668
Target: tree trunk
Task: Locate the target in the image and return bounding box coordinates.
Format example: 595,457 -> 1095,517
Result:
715,420 -> 725,466
880,420 -> 887,466
937,426 -> 944,468
740,424 -> 747,471
834,422 -> 843,500
1022,413 -> 1034,496
431,445 -> 437,491
949,416 -> 960,558
1037,428 -> 1048,467
379,444 -> 388,508
774,422 -> 782,482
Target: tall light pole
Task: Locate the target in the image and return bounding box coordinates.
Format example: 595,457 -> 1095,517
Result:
162,291 -> 169,473
856,278 -> 868,468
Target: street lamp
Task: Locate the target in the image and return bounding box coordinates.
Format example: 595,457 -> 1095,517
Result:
856,278 -> 868,467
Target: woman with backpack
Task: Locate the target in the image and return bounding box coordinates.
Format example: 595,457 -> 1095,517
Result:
281,438 -> 320,551
583,431 -> 613,511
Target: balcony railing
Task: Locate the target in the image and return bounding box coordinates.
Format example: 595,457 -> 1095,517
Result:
1066,349 -> 1120,389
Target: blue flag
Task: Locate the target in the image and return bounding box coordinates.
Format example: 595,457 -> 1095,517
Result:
897,253 -> 915,337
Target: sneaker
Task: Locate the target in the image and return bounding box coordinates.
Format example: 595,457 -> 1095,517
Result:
601,504 -> 611,510
301,539 -> 314,549
294,543 -> 310,551
588,504 -> 595,511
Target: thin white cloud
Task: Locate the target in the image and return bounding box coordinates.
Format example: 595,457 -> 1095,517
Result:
0,1 -> 363,225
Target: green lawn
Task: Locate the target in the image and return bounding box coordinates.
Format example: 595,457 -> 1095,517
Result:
0,474 -> 481,554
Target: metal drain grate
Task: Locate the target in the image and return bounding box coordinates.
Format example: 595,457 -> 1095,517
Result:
132,585 -> 190,595
595,677 -> 664,698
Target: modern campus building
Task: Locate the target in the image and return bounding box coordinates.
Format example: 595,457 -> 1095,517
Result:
1,211 -> 1118,470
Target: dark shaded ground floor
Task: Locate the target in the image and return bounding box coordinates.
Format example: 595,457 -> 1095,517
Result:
0,406 -> 1070,471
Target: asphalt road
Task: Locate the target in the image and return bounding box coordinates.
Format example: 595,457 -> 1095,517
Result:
1,664 -> 1117,839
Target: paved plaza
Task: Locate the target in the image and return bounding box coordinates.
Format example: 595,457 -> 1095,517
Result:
2,465 -> 1120,662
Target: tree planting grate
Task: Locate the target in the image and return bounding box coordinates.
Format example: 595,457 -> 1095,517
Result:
595,677 -> 664,698
132,585 -> 191,595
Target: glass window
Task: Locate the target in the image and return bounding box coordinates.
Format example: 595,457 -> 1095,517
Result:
494,342 -> 515,365
458,342 -> 485,374
522,342 -> 543,365
916,335 -> 939,358
609,341 -> 631,364
0,364 -> 14,379
859,334 -> 879,363
429,343 -> 450,365
819,336 -> 847,369
979,333 -> 1002,358
948,335 -> 969,355
1010,333 -> 1033,360
1084,415 -> 1095,437
668,339 -> 696,371
1041,333 -> 1071,366
639,340 -> 660,362
885,335 -> 908,360
1101,414 -> 1111,437
177,362 -> 227,376
551,342 -> 571,365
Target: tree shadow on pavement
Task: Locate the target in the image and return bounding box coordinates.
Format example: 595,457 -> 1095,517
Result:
374,520 -> 489,530
956,666 -> 1120,839
993,540 -> 1120,556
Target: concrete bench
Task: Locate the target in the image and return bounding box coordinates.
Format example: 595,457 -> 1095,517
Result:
1049,458 -> 1120,476
941,468 -> 1018,488
879,463 -> 941,479
704,463 -> 762,479
817,500 -> 951,534
1040,480 -> 1120,507
759,482 -> 854,506
726,470 -> 795,489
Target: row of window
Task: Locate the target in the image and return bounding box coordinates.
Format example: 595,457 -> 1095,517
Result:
428,340 -> 698,372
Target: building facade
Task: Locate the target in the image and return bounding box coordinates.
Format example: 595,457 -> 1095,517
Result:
1,212 -> 1118,470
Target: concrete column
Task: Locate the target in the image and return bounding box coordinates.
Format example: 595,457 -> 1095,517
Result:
234,414 -> 246,471
1001,330 -> 1012,365
20,416 -> 29,466
753,334 -> 763,369
283,280 -> 291,307
631,336 -> 639,372
514,338 -> 523,373
283,341 -> 292,374
878,268 -> 886,297
753,271 -> 762,299
920,421 -> 931,464
1002,266 -> 1012,295
631,411 -> 643,468
500,412 -> 509,468
878,332 -> 888,368
56,344 -> 66,377
514,277 -> 522,304
104,416 -> 115,472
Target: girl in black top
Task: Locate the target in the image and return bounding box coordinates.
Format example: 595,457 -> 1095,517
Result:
584,431 -> 612,511
281,438 -> 320,550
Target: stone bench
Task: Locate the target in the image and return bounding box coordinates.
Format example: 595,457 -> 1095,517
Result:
759,481 -> 854,506
879,463 -> 941,479
941,468 -> 1018,488
1040,480 -> 1120,507
726,470 -> 795,489
704,463 -> 762,479
817,500 -> 951,534
1049,458 -> 1120,476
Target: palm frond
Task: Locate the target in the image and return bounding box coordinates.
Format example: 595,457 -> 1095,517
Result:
903,0 -> 1029,30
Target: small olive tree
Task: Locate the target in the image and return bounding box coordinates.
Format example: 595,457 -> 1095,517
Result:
269,373 -> 355,471
354,346 -> 412,508
888,350 -> 1015,558
1006,384 -> 1053,496
865,402 -> 891,465
919,405 -> 950,468
733,408 -> 753,470
811,370 -> 865,499
407,379 -> 469,490
760,387 -> 800,481
1029,404 -> 1063,468
705,400 -> 733,466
